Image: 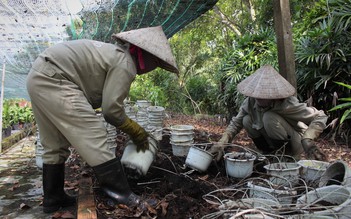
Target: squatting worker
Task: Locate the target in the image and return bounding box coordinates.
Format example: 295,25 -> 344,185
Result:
210,65 -> 328,162
26,26 -> 179,213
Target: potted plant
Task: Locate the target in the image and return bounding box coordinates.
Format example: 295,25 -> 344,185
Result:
9,105 -> 20,130
224,151 -> 256,178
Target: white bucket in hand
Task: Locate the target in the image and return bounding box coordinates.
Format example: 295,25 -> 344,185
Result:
121,137 -> 158,178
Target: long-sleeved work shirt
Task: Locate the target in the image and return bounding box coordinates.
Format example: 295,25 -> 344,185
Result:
39,39 -> 136,126
226,96 -> 328,141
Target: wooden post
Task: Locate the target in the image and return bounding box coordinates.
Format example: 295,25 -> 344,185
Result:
0,57 -> 6,152
77,177 -> 98,219
273,0 -> 297,91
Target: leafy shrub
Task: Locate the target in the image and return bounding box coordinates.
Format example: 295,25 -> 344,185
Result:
329,82 -> 351,124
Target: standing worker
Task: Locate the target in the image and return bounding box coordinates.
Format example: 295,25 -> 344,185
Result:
26,26 -> 179,213
210,65 -> 328,161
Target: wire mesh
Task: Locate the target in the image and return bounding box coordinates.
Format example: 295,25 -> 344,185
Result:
0,0 -> 218,98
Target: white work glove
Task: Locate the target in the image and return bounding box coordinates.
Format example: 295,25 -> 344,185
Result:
209,132 -> 231,162
301,138 -> 327,161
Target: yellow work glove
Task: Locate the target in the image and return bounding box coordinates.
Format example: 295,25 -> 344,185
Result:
209,132 -> 231,162
118,118 -> 149,152
301,138 -> 327,161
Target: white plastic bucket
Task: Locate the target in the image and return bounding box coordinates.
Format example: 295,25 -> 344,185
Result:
147,127 -> 163,141
136,100 -> 152,108
121,137 -> 158,177
170,133 -> 194,142
247,181 -> 297,205
319,160 -> 351,187
264,162 -> 301,186
148,119 -> 163,126
296,185 -> 351,217
172,144 -> 191,157
35,141 -> 44,169
148,114 -> 164,120
185,146 -> 213,172
170,125 -> 194,135
220,198 -> 281,216
298,160 -> 329,183
224,152 -> 256,178
147,106 -> 165,116
170,139 -> 194,145
125,105 -> 136,114
136,118 -> 148,128
35,153 -> 43,169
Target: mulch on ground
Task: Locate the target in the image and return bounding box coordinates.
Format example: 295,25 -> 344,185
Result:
62,112 -> 351,219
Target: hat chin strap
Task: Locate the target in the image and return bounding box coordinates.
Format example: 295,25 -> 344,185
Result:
130,46 -> 160,75
129,45 -> 145,70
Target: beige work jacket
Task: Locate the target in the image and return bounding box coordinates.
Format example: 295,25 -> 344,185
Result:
226,96 -> 328,141
39,39 -> 136,126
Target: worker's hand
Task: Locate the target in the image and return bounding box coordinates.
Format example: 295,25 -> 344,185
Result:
301,138 -> 327,161
118,118 -> 149,152
209,132 -> 230,162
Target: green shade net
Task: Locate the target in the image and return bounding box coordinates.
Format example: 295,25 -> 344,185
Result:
0,0 -> 218,99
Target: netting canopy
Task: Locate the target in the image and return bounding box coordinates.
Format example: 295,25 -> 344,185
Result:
0,0 -> 218,99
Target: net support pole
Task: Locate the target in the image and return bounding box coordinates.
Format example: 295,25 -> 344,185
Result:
0,57 -> 6,153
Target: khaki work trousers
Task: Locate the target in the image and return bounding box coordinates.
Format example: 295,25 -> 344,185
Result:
26,57 -> 115,166
243,111 -> 304,158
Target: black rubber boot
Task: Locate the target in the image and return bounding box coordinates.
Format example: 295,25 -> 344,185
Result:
252,136 -> 274,153
270,139 -> 290,149
270,139 -> 294,161
43,163 -> 77,213
92,158 -> 141,206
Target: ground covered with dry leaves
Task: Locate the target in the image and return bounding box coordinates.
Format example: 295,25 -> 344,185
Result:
1,113 -> 350,219
64,112 -> 351,219
75,114 -> 351,218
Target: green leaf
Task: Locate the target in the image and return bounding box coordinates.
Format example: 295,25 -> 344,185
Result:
340,109 -> 351,124
329,102 -> 351,111
334,81 -> 351,89
339,97 -> 351,102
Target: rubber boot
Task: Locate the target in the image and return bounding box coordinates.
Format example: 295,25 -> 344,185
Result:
92,158 -> 141,206
43,163 -> 77,213
270,139 -> 290,150
252,136 -> 274,154
270,139 -> 294,161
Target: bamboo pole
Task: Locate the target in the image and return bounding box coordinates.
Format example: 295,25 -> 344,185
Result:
0,57 -> 6,152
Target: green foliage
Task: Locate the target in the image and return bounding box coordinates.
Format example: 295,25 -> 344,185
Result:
185,75 -> 218,114
329,82 -> 351,124
2,98 -> 34,128
2,100 -> 11,128
215,27 -> 277,117
129,73 -> 168,107
295,0 -> 351,115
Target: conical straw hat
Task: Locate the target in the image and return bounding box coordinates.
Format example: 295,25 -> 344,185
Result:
111,26 -> 179,74
237,65 -> 296,99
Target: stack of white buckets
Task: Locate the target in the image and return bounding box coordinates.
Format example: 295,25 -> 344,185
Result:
96,113 -> 118,154
125,100 -> 165,141
135,100 -> 151,129
121,100 -> 165,178
170,125 -> 194,157
147,106 -> 165,141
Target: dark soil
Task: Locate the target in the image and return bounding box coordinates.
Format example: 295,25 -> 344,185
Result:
93,129 -> 231,219
1,113 -> 350,219
62,112 -> 351,219
89,116 -> 267,219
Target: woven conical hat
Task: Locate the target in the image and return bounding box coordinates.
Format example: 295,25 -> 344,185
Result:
237,65 -> 296,99
111,26 -> 179,74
